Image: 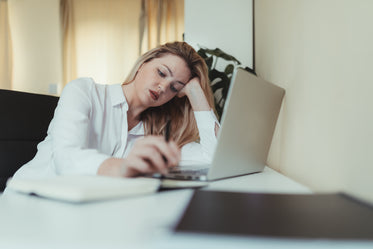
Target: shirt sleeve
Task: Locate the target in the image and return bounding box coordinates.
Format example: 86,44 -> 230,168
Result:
49,78 -> 110,175
180,109 -> 220,166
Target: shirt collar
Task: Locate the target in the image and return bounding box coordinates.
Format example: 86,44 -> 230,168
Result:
108,83 -> 144,136
108,84 -> 128,110
129,122 -> 145,136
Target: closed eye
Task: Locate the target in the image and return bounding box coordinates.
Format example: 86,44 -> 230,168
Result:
158,69 -> 166,78
170,84 -> 178,93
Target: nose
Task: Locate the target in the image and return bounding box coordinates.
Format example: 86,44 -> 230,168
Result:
157,81 -> 168,93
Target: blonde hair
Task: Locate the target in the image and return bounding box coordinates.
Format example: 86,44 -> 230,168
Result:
123,42 -> 215,147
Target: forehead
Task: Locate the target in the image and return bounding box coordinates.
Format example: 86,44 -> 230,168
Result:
151,54 -> 191,77
155,53 -> 185,64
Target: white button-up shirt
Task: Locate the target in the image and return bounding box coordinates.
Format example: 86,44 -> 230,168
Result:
13,78 -> 218,179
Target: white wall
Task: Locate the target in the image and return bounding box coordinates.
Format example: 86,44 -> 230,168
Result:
8,0 -> 62,95
256,0 -> 373,204
184,0 -> 253,69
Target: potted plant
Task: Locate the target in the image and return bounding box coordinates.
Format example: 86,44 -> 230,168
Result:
197,47 -> 256,120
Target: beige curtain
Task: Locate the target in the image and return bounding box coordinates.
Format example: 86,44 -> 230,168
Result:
60,0 -> 76,86
60,0 -> 142,86
61,0 -> 184,86
0,0 -> 12,89
139,0 -> 184,54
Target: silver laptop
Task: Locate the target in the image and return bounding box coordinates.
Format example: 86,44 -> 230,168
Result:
158,67 -> 285,181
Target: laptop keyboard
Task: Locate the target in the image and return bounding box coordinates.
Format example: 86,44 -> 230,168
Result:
168,166 -> 209,175
142,166 -> 210,181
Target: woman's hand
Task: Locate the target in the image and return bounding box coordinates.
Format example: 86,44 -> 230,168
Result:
178,77 -> 220,137
177,77 -> 199,98
97,136 -> 181,177
177,77 -> 211,111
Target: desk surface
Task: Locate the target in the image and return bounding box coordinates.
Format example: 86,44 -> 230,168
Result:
0,167 -> 370,249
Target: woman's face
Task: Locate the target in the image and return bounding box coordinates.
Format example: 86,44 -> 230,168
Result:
134,53 -> 191,108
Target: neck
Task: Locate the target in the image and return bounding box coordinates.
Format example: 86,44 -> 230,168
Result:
121,83 -> 146,122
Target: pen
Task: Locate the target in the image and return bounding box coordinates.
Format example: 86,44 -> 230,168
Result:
162,120 -> 171,164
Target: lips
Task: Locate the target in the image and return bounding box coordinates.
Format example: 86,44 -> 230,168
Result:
149,90 -> 159,101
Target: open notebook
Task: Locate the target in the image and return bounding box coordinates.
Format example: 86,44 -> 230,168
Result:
6,175 -> 160,203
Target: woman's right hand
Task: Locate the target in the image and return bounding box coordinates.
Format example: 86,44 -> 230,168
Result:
97,136 -> 181,177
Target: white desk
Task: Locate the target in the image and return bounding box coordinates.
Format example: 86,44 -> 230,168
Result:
0,167 -> 371,249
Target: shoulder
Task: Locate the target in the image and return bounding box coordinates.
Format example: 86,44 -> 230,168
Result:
62,77 -> 95,94
56,78 -> 103,111
60,77 -> 109,101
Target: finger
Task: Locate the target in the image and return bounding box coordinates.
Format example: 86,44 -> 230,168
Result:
140,146 -> 169,174
153,140 -> 180,167
135,136 -> 180,167
131,143 -> 169,173
122,157 -> 152,177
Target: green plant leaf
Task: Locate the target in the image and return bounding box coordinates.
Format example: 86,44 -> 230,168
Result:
205,56 -> 213,70
215,104 -> 223,121
202,47 -> 241,64
224,64 -> 234,75
211,80 -> 226,92
209,69 -> 229,87
199,46 -> 257,121
222,84 -> 230,99
209,69 -> 227,80
197,49 -> 207,59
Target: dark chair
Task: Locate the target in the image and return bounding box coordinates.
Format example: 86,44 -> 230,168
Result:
0,89 -> 59,192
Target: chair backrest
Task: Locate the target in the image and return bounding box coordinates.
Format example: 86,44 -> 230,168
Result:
0,89 -> 59,191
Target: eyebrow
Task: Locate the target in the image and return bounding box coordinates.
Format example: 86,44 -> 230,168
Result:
163,64 -> 186,86
163,64 -> 173,76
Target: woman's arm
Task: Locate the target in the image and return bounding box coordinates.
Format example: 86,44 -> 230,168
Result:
176,77 -> 220,165
50,79 -> 111,175
178,77 -> 220,136
178,77 -> 211,111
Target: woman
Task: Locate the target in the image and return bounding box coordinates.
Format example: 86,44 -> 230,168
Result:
13,41 -> 219,179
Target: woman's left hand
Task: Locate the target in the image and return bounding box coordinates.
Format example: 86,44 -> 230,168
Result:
177,77 -> 211,111
177,77 -> 200,98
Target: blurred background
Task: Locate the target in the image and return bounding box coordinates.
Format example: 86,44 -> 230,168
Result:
0,0 -> 253,95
